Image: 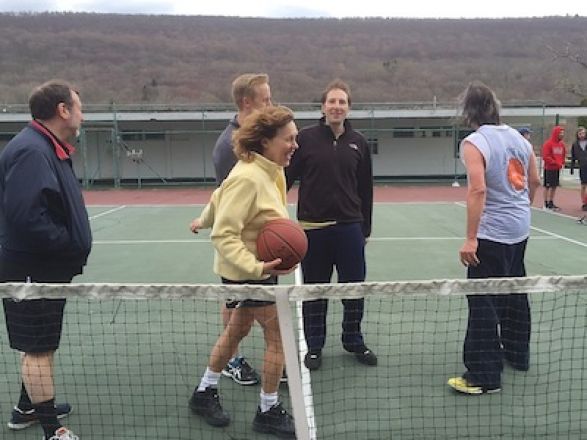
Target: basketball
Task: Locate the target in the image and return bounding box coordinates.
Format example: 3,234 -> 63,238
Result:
256,218 -> 308,270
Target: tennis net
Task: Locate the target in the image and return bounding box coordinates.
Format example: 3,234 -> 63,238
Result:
0,274 -> 585,439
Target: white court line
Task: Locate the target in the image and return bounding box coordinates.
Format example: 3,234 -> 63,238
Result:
89,203 -> 297,208
88,205 -> 126,220
529,226 -> 587,248
87,201 -> 460,209
371,236 -> 555,241
92,236 -> 557,245
295,266 -> 317,440
93,239 -> 210,244
373,201 -> 462,205
530,206 -> 582,221
455,202 -> 587,248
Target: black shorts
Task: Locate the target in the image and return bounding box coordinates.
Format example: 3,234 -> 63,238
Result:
579,166 -> 587,185
222,275 -> 277,309
1,258 -> 76,353
543,169 -> 560,188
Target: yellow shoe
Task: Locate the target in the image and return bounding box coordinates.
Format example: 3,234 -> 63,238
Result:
447,376 -> 501,395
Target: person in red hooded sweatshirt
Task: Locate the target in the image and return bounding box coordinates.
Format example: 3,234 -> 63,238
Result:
541,125 -> 566,210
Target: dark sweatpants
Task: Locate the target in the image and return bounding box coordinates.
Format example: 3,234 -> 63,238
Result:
301,222 -> 367,352
463,238 -> 531,388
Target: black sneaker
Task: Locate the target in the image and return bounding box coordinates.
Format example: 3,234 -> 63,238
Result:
582,204 -> 587,211
344,344 -> 378,366
280,368 -> 288,384
8,403 -> 72,430
252,402 -> 295,438
189,387 -> 230,427
222,357 -> 259,385
355,348 -> 378,366
304,350 -> 322,371
550,203 -> 561,211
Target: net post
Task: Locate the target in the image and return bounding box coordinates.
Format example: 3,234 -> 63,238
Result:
275,288 -> 311,440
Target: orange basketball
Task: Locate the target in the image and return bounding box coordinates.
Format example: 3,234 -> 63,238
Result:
256,218 -> 308,270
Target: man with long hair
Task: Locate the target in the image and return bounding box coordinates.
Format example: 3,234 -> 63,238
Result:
448,81 -> 540,395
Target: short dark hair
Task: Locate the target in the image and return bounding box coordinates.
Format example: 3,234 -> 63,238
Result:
321,79 -> 352,106
460,81 -> 500,128
29,80 -> 77,120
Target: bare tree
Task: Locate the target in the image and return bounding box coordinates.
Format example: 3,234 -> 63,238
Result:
547,40 -> 587,99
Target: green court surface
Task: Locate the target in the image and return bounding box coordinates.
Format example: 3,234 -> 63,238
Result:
0,202 -> 585,439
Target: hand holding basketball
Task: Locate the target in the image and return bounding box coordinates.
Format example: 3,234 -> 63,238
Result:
262,258 -> 292,275
257,218 -> 308,271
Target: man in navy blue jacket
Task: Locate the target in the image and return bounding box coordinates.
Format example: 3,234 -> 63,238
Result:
0,81 -> 92,440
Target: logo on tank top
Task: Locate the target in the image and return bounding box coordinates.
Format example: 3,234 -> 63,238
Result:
508,158 -> 526,191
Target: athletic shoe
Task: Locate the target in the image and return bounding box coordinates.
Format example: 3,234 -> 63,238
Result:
252,402 -> 295,438
550,203 -> 561,211
582,204 -> 587,211
304,350 -> 322,371
222,357 -> 259,385
344,344 -> 378,366
45,427 -> 79,440
447,376 -> 501,395
8,403 -> 72,430
280,369 -> 288,384
188,387 -> 230,427
354,348 -> 378,366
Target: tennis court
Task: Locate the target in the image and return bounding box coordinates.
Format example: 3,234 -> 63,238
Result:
1,186 -> 586,439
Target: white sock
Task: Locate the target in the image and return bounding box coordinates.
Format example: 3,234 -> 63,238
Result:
197,367 -> 221,392
260,390 -> 278,412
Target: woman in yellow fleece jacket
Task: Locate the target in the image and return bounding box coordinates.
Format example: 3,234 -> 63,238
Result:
188,106 -> 299,438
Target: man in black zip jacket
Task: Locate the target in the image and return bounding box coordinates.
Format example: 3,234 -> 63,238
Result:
0,81 -> 92,440
570,126 -> 587,211
286,79 -> 376,371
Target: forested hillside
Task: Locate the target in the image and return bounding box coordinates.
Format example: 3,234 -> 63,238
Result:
0,13 -> 586,105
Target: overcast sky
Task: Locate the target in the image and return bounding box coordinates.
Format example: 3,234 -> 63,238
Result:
0,0 -> 586,19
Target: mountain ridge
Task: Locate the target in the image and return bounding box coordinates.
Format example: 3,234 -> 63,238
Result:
0,13 -> 585,105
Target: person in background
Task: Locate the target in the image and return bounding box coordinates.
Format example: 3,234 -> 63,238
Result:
448,81 -> 541,395
518,127 -> 532,142
200,73 -> 272,387
286,79 -> 376,371
541,125 -> 566,210
570,126 -> 587,211
0,80 -> 92,440
188,106 -> 298,438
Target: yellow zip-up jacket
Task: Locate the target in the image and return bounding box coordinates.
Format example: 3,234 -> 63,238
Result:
199,152 -> 289,281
